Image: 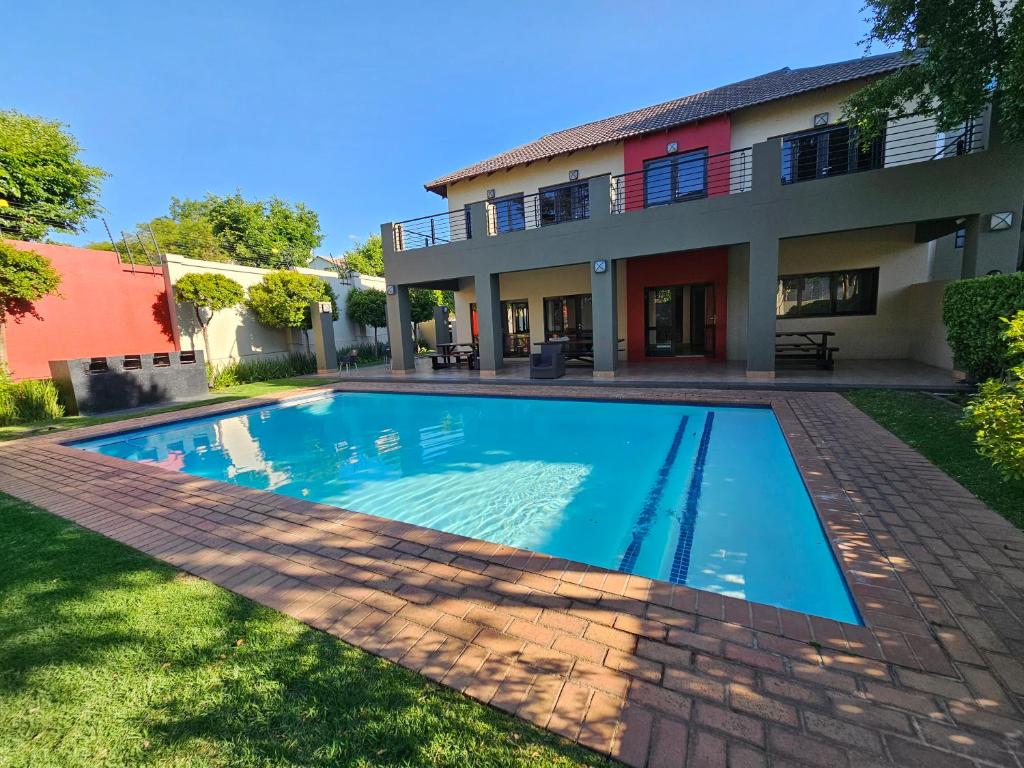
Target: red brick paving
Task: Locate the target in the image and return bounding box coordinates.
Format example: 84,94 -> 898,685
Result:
1,381 -> 1023,767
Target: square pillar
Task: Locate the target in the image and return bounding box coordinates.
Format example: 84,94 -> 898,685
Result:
591,258 -> 618,378
386,284 -> 415,373
475,273 -> 503,375
309,300 -> 337,374
746,238 -> 779,378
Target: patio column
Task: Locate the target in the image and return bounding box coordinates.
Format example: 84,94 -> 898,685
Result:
746,237 -> 779,378
475,273 -> 503,375
385,284 -> 415,374
591,257 -> 618,378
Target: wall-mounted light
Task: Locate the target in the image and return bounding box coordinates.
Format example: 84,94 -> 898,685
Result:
386,285 -> 396,295
666,141 -> 678,154
569,169 -> 579,181
593,260 -> 608,274
813,112 -> 829,127
990,212 -> 1014,231
486,189 -> 496,200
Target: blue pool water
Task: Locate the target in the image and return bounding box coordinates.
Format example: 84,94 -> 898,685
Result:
74,392 -> 860,624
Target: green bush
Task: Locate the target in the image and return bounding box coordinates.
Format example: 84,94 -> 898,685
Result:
0,369 -> 65,425
336,342 -> 387,365
963,310 -> 1024,478
208,352 -> 316,390
944,272 -> 1024,380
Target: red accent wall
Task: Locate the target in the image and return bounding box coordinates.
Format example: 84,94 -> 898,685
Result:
625,249 -> 729,362
621,115 -> 732,211
3,241 -> 177,380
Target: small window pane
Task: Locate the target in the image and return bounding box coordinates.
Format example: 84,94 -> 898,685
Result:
644,157 -> 673,206
675,150 -> 706,198
494,196 -> 525,233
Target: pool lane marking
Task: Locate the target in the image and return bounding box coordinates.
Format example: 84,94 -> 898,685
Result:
617,414 -> 690,575
669,411 -> 715,585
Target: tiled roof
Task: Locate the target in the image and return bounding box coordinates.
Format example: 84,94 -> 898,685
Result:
425,50 -> 921,195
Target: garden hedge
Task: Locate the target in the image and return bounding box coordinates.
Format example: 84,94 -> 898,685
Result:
943,272 -> 1024,380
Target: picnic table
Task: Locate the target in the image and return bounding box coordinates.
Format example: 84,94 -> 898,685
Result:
431,342 -> 478,370
775,331 -> 837,370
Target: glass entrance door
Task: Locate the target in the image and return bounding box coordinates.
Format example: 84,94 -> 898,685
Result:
644,283 -> 715,357
502,300 -> 530,357
543,294 -> 593,343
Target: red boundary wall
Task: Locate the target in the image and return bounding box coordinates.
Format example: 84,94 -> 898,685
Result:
3,241 -> 177,380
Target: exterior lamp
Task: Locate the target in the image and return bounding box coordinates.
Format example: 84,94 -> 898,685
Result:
990,212 -> 1013,231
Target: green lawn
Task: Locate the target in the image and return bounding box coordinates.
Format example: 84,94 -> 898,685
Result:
0,377 -> 335,443
845,389 -> 1024,530
0,494 -> 610,768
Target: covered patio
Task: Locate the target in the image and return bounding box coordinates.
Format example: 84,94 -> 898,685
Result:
343,357 -> 962,391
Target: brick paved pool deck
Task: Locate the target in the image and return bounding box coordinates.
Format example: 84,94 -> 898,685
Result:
1,381 -> 1022,767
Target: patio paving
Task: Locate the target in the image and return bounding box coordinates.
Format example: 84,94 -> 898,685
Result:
341,357 -> 963,391
0,381 -> 1021,767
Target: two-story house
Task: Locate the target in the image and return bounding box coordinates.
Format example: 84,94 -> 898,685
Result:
380,50 -> 1024,380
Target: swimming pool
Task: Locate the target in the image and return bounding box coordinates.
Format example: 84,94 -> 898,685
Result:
74,391 -> 860,624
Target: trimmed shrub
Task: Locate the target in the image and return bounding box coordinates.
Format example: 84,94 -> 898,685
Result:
963,311 -> 1024,479
208,352 -> 316,390
0,369 -> 65,425
944,272 -> 1024,380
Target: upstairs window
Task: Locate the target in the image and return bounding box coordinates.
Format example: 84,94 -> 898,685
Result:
644,149 -> 708,206
776,268 -> 879,318
539,181 -> 589,226
491,195 -> 525,233
782,124 -> 884,183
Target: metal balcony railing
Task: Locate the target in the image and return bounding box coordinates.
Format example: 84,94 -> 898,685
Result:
488,182 -> 590,235
611,147 -> 752,214
392,209 -> 471,252
781,115 -> 986,184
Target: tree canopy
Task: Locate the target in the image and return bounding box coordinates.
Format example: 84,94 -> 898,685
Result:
843,1 -> 1024,140
409,288 -> 441,325
247,271 -> 338,331
343,234 -> 384,277
91,193 -> 324,268
0,242 -> 62,365
0,110 -> 106,240
346,287 -> 388,332
173,272 -> 245,364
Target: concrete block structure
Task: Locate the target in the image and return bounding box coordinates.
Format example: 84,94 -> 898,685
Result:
380,51 -> 1024,379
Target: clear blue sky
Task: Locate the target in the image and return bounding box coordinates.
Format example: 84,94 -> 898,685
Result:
4,1 -> 878,255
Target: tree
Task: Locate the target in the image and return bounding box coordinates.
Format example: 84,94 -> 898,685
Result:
343,234 -> 384,276
346,287 -> 388,346
0,110 -> 106,240
409,288 -> 440,326
843,1 -> 1024,141
0,242 -> 61,367
247,271 -> 338,353
172,272 -> 245,365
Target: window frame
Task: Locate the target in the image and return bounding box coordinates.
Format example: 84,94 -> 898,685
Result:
642,148 -> 709,208
776,267 -> 880,319
780,123 -> 885,184
537,180 -> 590,227
490,193 -> 526,234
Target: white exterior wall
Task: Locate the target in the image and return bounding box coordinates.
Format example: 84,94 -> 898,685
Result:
727,225 -> 937,362
453,263 -> 627,359
164,254 -> 387,367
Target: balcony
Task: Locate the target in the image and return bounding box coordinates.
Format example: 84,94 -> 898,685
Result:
390,114 -> 988,254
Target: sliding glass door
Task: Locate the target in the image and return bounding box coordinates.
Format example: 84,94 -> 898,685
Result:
543,294 -> 593,343
644,283 -> 716,357
502,300 -> 530,357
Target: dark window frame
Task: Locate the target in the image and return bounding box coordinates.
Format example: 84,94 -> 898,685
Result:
537,180 -> 590,226
780,122 -> 885,184
643,148 -> 709,207
776,267 -> 880,319
490,193 -> 526,233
